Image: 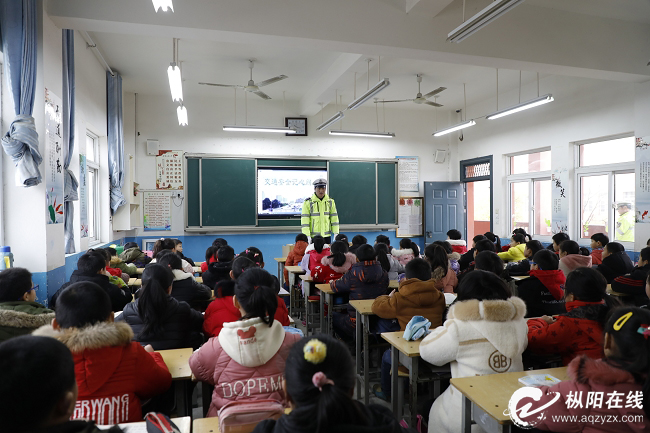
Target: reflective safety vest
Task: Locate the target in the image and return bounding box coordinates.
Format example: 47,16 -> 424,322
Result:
301,193 -> 340,237
616,211 -> 634,242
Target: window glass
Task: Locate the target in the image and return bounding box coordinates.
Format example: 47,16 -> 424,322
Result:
580,175 -> 608,239
88,168 -> 96,240
614,172 -> 635,242
511,182 -> 530,233
579,137 -> 634,166
510,151 -> 551,174
86,134 -> 96,163
533,180 -> 552,236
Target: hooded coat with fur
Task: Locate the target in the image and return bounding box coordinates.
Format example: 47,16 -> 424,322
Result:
559,254 -> 593,278
0,301 -> 54,342
189,317 -> 301,417
432,266 -> 458,294
33,322 -> 172,425
447,239 -> 467,255
371,278 -> 445,330
311,252 -> 356,283
420,297 -> 528,433
391,248 -> 415,266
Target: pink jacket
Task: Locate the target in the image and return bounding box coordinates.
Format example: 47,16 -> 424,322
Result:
559,254 -> 593,278
433,266 -> 458,293
189,317 -> 301,417
391,248 -> 415,266
517,356 -> 647,432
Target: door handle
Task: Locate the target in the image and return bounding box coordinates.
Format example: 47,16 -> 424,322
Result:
426,231 -> 432,238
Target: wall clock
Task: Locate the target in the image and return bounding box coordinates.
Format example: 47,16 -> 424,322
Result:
285,117 -> 308,136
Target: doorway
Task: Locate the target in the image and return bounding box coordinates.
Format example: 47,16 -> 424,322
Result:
460,156 -> 493,241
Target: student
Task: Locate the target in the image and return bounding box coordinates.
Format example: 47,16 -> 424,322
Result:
458,234 -> 486,271
120,264 -> 204,350
312,240 -> 356,283
200,238 -> 230,273
0,267 -> 54,342
300,235 -> 330,277
375,234 -> 391,248
420,271 -> 527,433
484,231 -> 502,252
457,238 -> 496,282
242,246 -> 265,267
172,239 -> 195,266
527,267 -> 618,365
506,239 -> 544,276
374,243 -> 404,281
284,233 -> 309,284
589,233 -> 609,265
549,232 -> 570,253
120,241 -> 152,268
558,240 -> 593,278
349,234 -> 367,255
424,243 -> 458,293
446,229 -> 467,254
371,258 -> 445,399
516,249 -> 566,318
51,251 -> 131,312
97,248 -> 128,287
433,240 -> 460,275
202,245 -> 236,290
107,247 -> 137,277
190,268 -> 301,416
512,227 -> 531,243
391,238 -> 419,266
596,241 -> 635,283
331,244 -> 389,341
335,233 -> 349,244
150,238 -> 194,274
0,335 -> 126,433
34,281 -> 172,424
611,246 -> 650,306
517,307 -> 649,431
497,233 -> 527,262
253,335 -> 410,433
474,251 -> 517,295
156,250 -> 211,306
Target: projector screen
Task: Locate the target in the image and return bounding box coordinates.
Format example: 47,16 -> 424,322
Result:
257,168 -> 327,218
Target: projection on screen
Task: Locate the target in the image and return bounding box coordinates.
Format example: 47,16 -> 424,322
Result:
257,168 -> 327,218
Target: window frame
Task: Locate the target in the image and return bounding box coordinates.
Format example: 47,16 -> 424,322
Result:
507,148 -> 552,242
574,133 -> 635,249
86,132 -> 101,245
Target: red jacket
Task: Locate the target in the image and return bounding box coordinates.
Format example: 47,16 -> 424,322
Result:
34,322 -> 172,424
517,356 -> 646,432
283,241 -> 308,282
106,267 -> 122,277
307,248 -> 331,272
527,300 -> 607,365
204,296 -> 241,337
201,256 -> 217,273
447,239 -> 468,255
590,248 -> 604,266
312,253 -> 357,284
274,295 -> 290,326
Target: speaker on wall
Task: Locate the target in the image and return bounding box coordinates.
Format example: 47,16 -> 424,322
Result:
146,139 -> 159,156
434,149 -> 447,163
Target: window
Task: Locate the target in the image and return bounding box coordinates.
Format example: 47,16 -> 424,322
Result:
508,150 -> 552,238
576,135 -> 635,244
86,133 -> 100,243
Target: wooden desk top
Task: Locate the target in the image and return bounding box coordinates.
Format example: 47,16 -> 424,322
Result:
389,280 -> 398,289
193,266 -> 202,274
315,283 -> 335,294
195,262 -> 204,267
299,274 -> 313,282
129,278 -> 142,286
275,257 -> 287,263
349,299 -> 375,315
450,367 -> 568,424
196,276 -> 203,284
606,284 -> 628,297
135,268 -> 144,275
157,347 -> 193,381
512,275 -> 529,281
381,331 -> 421,357
285,266 -> 305,274
101,416 -> 191,433
193,410 -> 291,433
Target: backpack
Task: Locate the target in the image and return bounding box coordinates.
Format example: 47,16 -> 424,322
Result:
217,399 -> 285,433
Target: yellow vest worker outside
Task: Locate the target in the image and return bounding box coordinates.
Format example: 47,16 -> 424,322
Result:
301,179 -> 339,238
615,204 -> 634,242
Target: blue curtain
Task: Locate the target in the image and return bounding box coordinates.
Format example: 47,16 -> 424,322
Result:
0,0 -> 41,187
63,29 -> 77,254
107,71 -> 125,214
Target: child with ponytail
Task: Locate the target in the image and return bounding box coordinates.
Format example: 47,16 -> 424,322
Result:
517,307 -> 649,432
424,243 -> 458,293
299,236 -> 331,278
374,243 -> 404,281
253,335 -> 409,433
312,241 -> 356,283
391,238 -> 419,266
190,268 -> 301,417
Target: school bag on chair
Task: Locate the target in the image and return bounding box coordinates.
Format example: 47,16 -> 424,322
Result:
217,399 -> 285,433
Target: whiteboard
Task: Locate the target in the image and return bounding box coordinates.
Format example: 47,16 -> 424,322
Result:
396,197 -> 424,238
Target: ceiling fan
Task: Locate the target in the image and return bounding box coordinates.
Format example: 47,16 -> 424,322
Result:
199,59 -> 287,100
375,74 -> 445,107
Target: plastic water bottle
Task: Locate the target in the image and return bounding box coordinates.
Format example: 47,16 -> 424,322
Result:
0,246 -> 13,270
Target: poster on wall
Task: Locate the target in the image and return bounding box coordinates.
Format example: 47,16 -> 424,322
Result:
79,155 -> 88,238
156,150 -> 184,190
635,136 -> 650,223
397,156 -> 419,192
45,88 -> 64,224
143,191 -> 172,231
551,169 -> 569,234
396,197 -> 423,237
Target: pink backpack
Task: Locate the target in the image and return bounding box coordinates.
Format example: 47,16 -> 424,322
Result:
217,399 -> 285,433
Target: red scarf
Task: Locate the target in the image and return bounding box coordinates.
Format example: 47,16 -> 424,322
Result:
529,269 -> 566,300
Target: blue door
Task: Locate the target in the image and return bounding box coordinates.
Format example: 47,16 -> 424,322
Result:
424,182 -> 465,244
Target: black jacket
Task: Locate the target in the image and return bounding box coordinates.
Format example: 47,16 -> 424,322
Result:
177,251 -> 195,267
254,402 -> 412,433
597,251 -> 634,283
516,275 -> 566,318
170,271 -> 212,306
51,271 -> 131,312
458,249 -> 475,271
117,296 -> 204,350
610,263 -> 650,306
202,261 -> 232,290
506,259 -> 531,276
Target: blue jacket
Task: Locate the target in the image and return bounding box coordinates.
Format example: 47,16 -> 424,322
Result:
331,260 -> 389,318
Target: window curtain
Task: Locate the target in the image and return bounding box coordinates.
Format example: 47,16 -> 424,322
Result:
63,29 -> 77,254
107,71 -> 125,214
0,0 -> 41,187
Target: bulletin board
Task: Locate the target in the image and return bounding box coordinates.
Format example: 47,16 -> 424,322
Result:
156,150 -> 184,189
396,197 -> 424,238
143,190 -> 172,231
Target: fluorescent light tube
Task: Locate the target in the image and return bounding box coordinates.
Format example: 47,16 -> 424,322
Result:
152,0 -> 174,12
433,120 -> 476,137
347,79 -> 390,110
223,125 -> 297,133
329,130 -> 395,138
447,0 -> 525,43
486,94 -> 554,120
177,105 -> 188,126
316,111 -> 345,131
167,63 -> 183,102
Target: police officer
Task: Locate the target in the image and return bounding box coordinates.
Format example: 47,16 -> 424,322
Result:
616,202 -> 634,242
301,178 -> 339,243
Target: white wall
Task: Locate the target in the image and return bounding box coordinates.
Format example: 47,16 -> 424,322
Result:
125,92 -> 457,236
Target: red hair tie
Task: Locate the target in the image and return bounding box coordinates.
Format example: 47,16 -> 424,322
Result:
312,372 -> 334,391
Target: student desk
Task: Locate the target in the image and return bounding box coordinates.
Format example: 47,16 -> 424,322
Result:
196,276 -> 203,284
135,268 -> 145,275
451,366 -> 568,433
389,280 -> 399,289
512,275 -> 529,281
157,348 -> 193,417
606,284 -> 628,297
315,283 -> 336,335
128,277 -> 140,286
300,274 -> 319,335
350,299 -> 376,406
275,257 -> 287,288
285,266 -> 305,316
193,410 -> 291,433
100,416 -> 191,433
193,266 -> 203,274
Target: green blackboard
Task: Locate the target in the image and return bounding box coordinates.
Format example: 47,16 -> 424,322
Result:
201,159 -> 256,226
328,161 -> 377,225
187,158 -> 201,226
378,162 -> 397,224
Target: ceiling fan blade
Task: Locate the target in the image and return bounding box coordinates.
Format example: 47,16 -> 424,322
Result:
424,101 -> 443,107
199,82 -> 243,88
256,75 -> 288,87
374,99 -> 414,103
253,90 -> 272,100
422,87 -> 447,99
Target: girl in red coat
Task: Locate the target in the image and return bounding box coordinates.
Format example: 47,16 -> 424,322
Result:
527,266 -> 619,365
518,307 -> 650,432
312,241 -> 356,283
